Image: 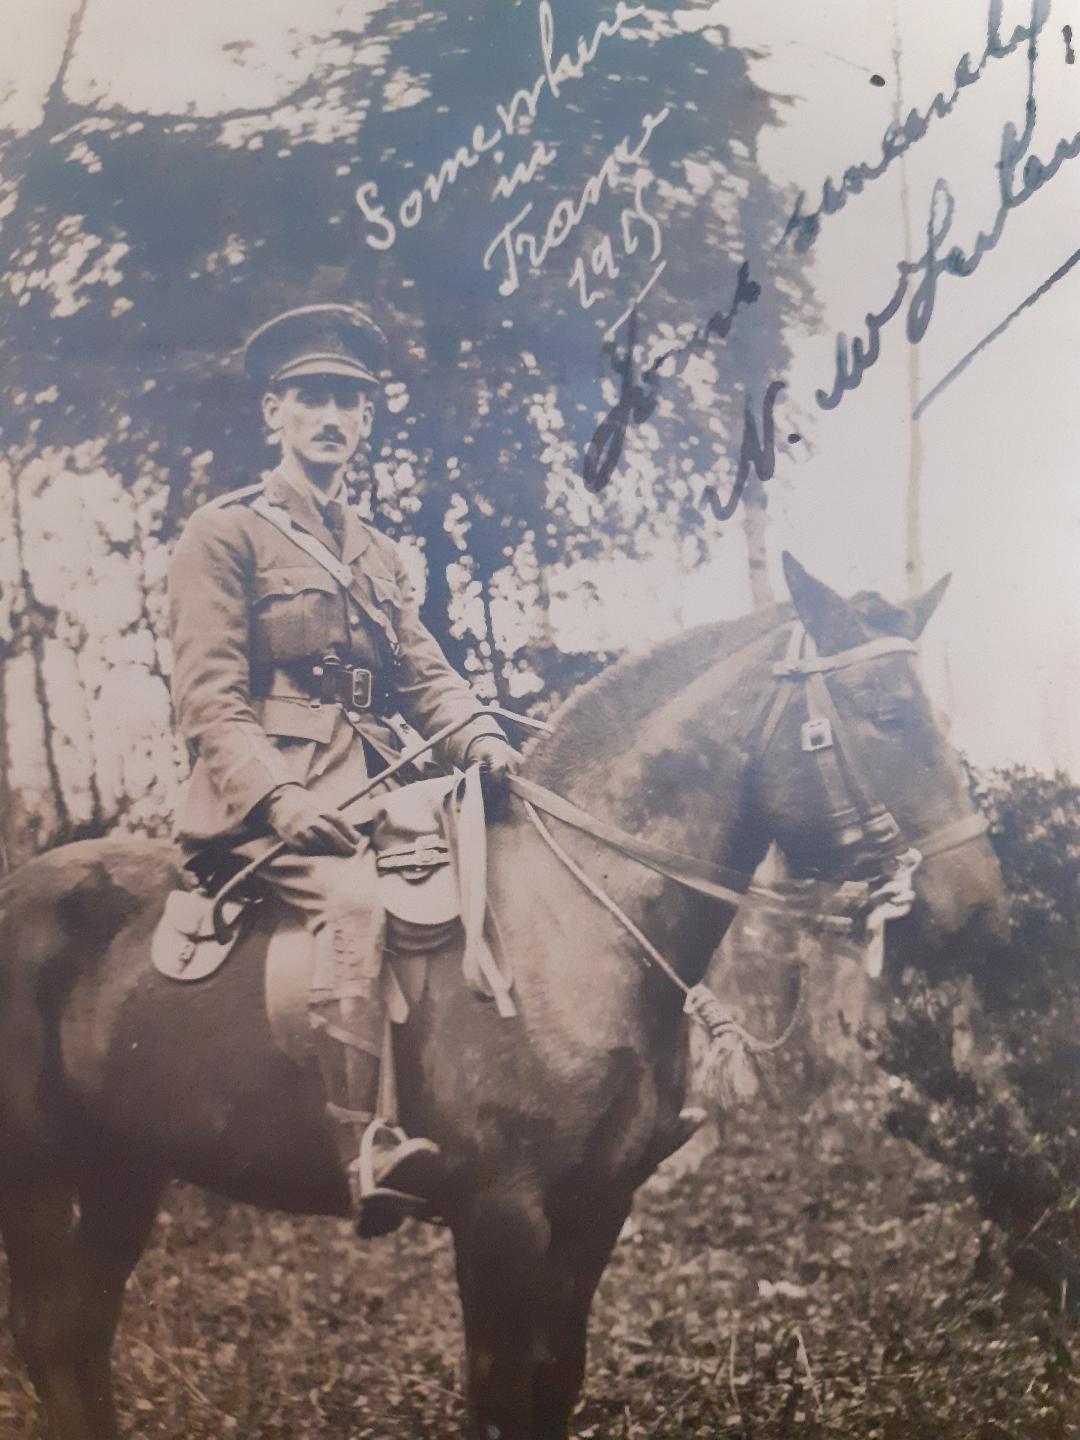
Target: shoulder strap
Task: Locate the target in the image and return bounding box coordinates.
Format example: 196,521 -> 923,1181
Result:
208,481 -> 265,509
249,494 -> 400,655
250,493 -> 354,586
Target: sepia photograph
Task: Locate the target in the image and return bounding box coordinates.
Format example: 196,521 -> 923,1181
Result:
0,0 -> 1076,1435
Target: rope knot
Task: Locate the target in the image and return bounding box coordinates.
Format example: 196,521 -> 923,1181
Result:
683,982 -> 740,1039
684,983 -> 760,1111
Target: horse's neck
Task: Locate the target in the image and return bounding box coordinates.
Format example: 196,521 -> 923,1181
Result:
523,626 -> 779,981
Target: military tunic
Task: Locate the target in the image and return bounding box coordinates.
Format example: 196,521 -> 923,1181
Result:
168,467 -> 504,847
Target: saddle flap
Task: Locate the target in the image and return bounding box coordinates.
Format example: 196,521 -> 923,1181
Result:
151,889 -> 247,982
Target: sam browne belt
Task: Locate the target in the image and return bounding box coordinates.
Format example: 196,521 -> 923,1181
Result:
253,656 -> 384,716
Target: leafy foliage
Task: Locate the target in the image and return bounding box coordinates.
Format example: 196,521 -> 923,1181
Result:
876,767 -> 1080,1308
0,2 -> 813,861
1,1097 -> 1073,1439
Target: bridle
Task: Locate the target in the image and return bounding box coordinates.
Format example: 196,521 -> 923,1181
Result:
512,620 -> 991,1079
514,623 -> 988,922
758,623 -> 989,886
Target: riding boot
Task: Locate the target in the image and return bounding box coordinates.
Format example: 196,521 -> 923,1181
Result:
308,895 -> 443,1239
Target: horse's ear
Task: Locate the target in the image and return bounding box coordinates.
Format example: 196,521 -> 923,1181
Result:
782,552 -> 863,652
908,573 -> 951,637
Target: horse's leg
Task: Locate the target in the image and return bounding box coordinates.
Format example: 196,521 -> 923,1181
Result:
528,1194 -> 634,1440
453,1187 -> 552,1440
0,1153 -> 161,1440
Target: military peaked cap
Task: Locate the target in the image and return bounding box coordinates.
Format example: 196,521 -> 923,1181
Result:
243,304 -> 387,388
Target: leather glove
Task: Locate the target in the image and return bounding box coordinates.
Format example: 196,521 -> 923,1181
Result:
264,784 -> 361,856
464,736 -> 520,817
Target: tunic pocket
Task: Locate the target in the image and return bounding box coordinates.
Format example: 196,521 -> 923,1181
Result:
354,567 -> 402,656
252,566 -> 345,662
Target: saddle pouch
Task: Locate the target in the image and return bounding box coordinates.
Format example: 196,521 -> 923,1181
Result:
151,889 -> 249,982
371,777 -> 461,926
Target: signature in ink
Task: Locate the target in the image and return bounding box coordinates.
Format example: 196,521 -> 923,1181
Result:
583,0 -> 1078,512
582,261 -> 777,518
816,15 -> 1079,412
782,0 -> 1050,254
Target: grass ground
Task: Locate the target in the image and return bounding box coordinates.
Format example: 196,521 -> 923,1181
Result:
0,1090 -> 1076,1439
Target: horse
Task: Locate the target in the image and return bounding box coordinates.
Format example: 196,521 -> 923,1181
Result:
0,555 -> 1008,1440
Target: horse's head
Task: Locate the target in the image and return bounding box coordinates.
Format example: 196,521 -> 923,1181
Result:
753,554 -> 1009,968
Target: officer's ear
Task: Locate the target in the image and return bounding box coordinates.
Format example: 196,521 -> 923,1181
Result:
357,389 -> 376,439
261,389 -> 284,443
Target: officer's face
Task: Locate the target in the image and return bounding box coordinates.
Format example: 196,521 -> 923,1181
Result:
262,378 -> 375,471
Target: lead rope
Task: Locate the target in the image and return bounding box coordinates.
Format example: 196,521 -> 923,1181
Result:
522,799 -> 800,1109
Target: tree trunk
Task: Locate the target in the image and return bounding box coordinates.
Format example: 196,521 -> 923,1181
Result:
479,576 -> 510,708
741,475 -> 774,609
0,446 -> 184,866
894,17 -> 924,597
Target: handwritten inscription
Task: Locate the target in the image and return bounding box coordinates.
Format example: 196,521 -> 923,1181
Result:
354,2 -> 643,251
585,0 -> 1078,513
782,0 -> 1050,254
817,18 -> 1079,411
583,262 -> 762,497
483,108 -> 669,299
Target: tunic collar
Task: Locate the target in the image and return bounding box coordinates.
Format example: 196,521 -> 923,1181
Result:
281,467 -> 345,514
263,467 -> 370,562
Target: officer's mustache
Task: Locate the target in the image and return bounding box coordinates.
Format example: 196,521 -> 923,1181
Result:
313,427 -> 347,444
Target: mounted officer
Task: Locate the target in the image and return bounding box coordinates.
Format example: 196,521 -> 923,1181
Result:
167,303 -> 518,1235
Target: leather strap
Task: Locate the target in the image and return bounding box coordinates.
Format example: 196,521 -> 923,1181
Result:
773,633 -> 917,677
250,494 -> 400,658
509,774 -> 752,908
916,811 -> 989,858
253,663 -> 380,710
446,766 -> 516,1018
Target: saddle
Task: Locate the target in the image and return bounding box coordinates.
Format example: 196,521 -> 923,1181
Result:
152,771 -> 516,1063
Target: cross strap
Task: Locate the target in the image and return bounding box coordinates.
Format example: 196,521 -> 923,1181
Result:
250,493 -> 400,658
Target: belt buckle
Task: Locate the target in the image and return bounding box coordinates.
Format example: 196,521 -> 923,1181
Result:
349,667 -> 372,709
801,717 -> 833,752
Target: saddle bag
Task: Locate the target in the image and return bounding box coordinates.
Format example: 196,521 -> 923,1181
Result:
151,889 -> 251,982
371,774 -> 460,927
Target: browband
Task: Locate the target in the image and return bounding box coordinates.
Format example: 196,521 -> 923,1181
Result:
773,631 -> 917,678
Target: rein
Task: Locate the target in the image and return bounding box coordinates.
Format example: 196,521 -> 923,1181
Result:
208,626 -> 988,1082
504,623 -> 990,1076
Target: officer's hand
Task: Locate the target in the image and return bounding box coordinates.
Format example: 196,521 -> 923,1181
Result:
265,785 -> 361,856
466,737 -> 520,816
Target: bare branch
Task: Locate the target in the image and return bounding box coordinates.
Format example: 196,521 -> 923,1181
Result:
41,0 -> 92,126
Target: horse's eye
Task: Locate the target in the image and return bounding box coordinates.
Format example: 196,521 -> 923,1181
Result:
849,685 -> 916,731
872,708 -> 909,731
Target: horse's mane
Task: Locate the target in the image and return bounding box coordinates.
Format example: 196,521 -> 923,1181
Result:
529,600 -> 793,788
